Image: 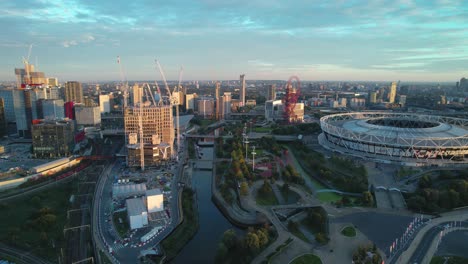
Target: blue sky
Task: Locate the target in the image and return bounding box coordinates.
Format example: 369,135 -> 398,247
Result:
1,0 -> 467,82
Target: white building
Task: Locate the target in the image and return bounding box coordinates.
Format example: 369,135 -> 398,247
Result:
146,189 -> 164,213
265,100 -> 283,121
75,106 -> 101,126
126,198 -> 148,230
99,94 -> 111,113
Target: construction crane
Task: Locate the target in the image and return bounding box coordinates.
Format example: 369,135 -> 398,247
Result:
21,44 -> 33,88
155,59 -> 180,158
175,67 -> 183,156
117,56 -> 129,109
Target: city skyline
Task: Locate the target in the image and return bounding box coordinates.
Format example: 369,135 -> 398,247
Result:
1,0 -> 468,82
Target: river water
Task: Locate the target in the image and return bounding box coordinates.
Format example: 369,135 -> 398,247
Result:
173,146 -> 242,264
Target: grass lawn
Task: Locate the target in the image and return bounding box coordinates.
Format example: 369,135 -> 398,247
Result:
291,254 -> 322,264
281,188 -> 301,204
289,228 -> 309,243
200,119 -> 216,128
253,127 -> 272,133
316,192 -> 342,202
113,211 -> 130,237
341,226 -> 356,237
256,190 -> 279,206
0,181 -> 74,262
162,189 -> 198,260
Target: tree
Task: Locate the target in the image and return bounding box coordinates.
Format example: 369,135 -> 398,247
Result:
245,232 -> 260,252
407,195 -> 426,211
222,229 -> 238,249
315,232 -> 327,244
256,228 -> 269,248
215,242 -> 228,263
240,182 -> 249,196
362,191 -> 374,206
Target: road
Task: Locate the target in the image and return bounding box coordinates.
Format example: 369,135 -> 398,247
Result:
92,138 -> 188,263
0,243 -> 52,264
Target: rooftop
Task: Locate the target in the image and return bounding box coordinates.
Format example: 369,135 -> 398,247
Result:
126,198 -> 147,216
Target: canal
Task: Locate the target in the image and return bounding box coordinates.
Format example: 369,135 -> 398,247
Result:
173,146 -> 243,263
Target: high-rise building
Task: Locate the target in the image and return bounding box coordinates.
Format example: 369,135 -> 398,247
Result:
75,106 -> 101,126
47,78 -> 59,87
197,98 -> 214,119
265,100 -> 283,121
64,101 -> 75,119
388,82 -> 397,103
32,119 -> 75,158
0,98 -> 7,137
460,77 -> 468,93
268,84 -> 276,101
124,105 -> 174,167
215,82 -> 220,120
64,81 -> 83,103
47,87 -> 61,99
369,92 -> 377,104
84,96 -> 95,107
14,64 -> 47,88
99,94 -> 111,113
12,88 -> 46,138
398,95 -> 407,107
220,92 -> 232,119
0,88 -> 16,122
41,99 -> 65,120
185,93 -> 196,111
240,74 -> 246,107
132,84 -> 143,106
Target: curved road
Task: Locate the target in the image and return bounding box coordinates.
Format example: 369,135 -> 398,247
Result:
0,243 -> 52,264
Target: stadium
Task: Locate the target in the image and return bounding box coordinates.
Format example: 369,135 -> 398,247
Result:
318,112 -> 468,166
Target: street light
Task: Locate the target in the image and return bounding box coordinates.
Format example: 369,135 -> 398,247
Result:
244,135 -> 249,161
251,146 -> 256,171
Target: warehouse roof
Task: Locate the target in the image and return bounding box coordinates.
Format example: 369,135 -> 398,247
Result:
146,188 -> 162,196
126,198 -> 147,216
112,183 -> 147,198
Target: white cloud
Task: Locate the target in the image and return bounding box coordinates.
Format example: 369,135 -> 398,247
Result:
62,40 -> 78,48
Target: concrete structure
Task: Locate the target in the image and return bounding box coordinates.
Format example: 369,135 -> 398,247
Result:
112,183 -> 147,198
197,98 -> 214,119
265,100 -> 283,121
47,77 -> 58,87
146,189 -> 164,213
64,81 -> 83,103
99,94 -> 111,113
15,64 -> 47,88
41,99 -> 65,120
292,103 -> 305,122
124,105 -> 175,167
32,119 -> 75,158
132,84 -> 143,106
398,95 -> 407,107
369,92 -> 377,104
240,74 -> 246,107
319,112 -> 468,165
126,198 -> 148,230
75,106 -> 101,126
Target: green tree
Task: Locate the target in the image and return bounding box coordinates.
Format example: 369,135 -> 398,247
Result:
222,229 -> 238,249
315,232 -> 327,244
215,242 -> 228,263
256,228 -> 269,248
245,232 -> 260,252
362,191 -> 374,206
240,182 -> 249,196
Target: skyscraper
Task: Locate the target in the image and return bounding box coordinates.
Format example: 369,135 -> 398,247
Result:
268,84 -> 276,101
47,78 -> 59,87
41,99 -> 65,120
220,92 -> 232,119
388,82 -> 397,103
240,74 -> 246,107
132,84 -> 143,106
0,98 -> 7,137
215,81 -> 220,120
64,81 -> 83,103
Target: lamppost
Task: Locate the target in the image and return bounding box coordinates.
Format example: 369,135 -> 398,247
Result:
251,146 -> 256,171
244,135 -> 249,161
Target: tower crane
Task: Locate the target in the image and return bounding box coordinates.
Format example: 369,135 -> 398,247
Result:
21,44 -> 33,88
155,59 -> 180,158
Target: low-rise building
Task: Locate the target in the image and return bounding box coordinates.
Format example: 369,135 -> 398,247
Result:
146,189 -> 164,213
126,198 -> 148,230
112,183 -> 147,199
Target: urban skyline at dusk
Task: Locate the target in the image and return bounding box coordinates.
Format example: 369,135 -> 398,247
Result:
1,0 -> 468,82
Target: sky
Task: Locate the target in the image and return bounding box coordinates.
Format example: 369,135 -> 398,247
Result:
0,0 -> 468,82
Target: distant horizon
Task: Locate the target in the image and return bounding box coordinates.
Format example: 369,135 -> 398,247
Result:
1,1 -> 467,82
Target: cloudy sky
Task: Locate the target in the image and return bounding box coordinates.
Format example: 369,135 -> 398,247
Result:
1,0 -> 467,82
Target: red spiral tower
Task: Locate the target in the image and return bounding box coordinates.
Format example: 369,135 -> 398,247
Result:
282,76 -> 301,123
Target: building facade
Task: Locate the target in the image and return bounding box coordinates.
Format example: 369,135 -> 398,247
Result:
41,99 -> 65,120
64,81 -> 83,103
32,119 -> 75,158
240,74 -> 246,107
99,94 -> 111,113
75,106 -> 101,126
